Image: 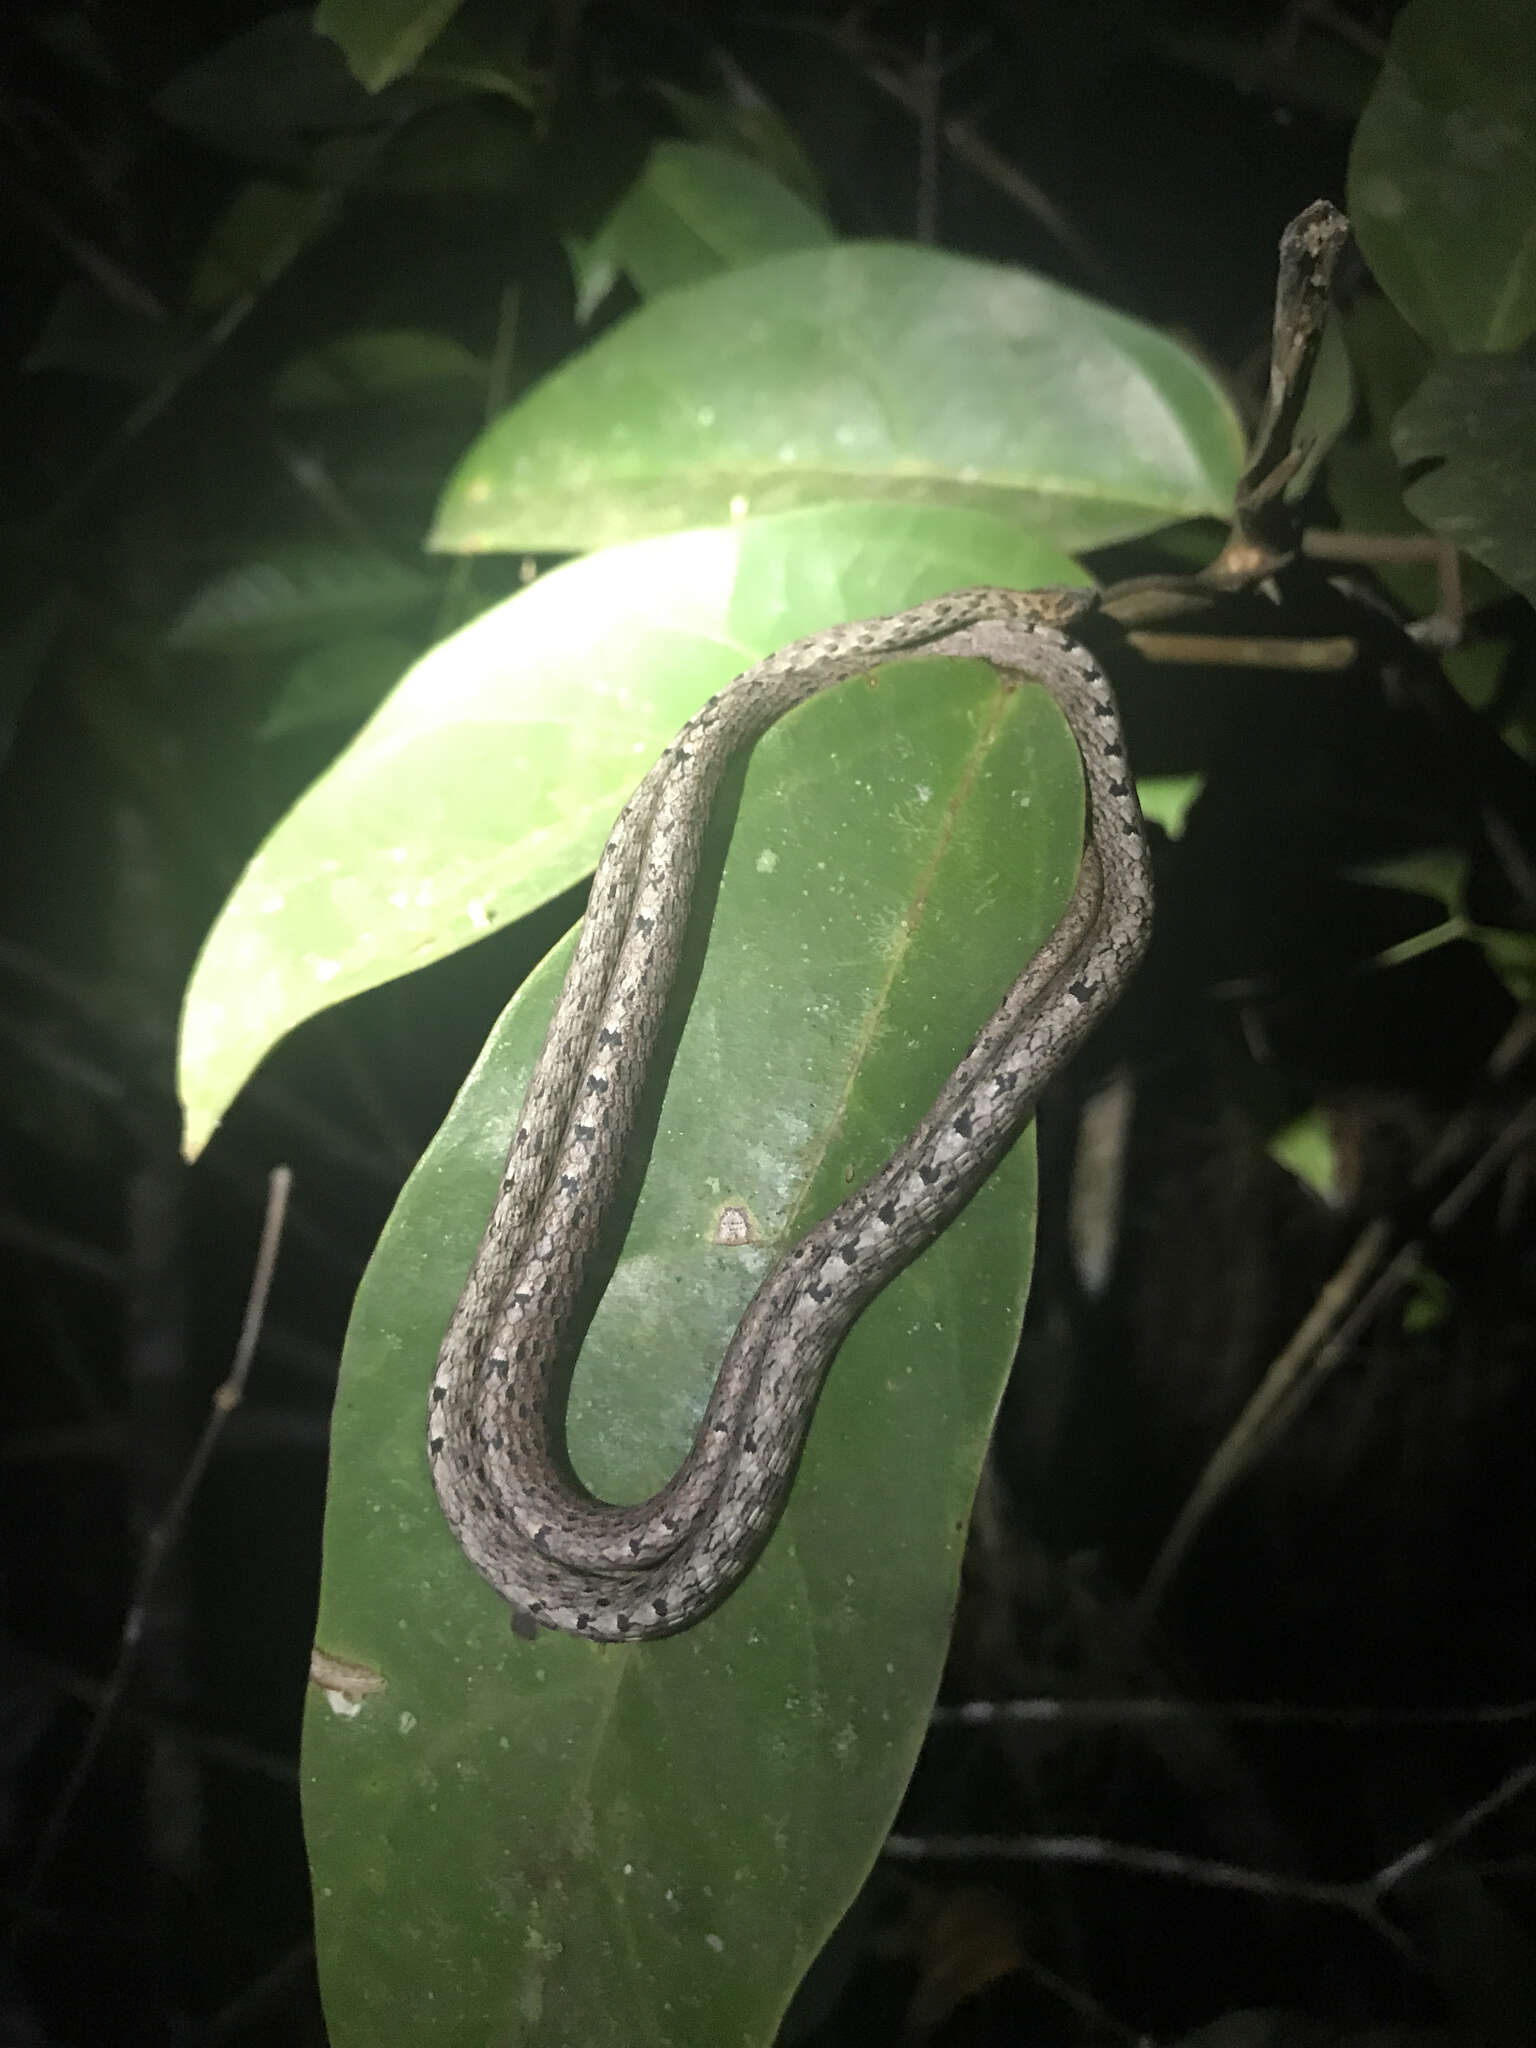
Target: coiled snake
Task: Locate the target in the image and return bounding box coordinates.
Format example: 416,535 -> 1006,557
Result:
428,586 -> 1153,1641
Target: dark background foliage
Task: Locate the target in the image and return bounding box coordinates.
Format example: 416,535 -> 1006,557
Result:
1,2 -> 1532,2044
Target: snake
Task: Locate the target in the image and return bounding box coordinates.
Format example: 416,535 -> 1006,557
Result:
428,586 -> 1153,1642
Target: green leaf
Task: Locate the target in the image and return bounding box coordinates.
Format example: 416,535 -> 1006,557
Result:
176,503 -> 1086,1160
1393,353 -> 1536,606
184,180 -> 339,320
593,140 -> 834,300
1474,924 -> 1536,1004
270,329 -> 485,409
653,79 -> 826,207
1348,0 -> 1536,353
155,11 -> 378,165
1340,292 -> 1435,431
1402,1261 -> 1452,1333
431,241 -> 1243,555
1137,773 -> 1204,841
366,98 -> 534,192
1440,639 -> 1536,763
563,230 -> 624,326
1269,1111 -> 1340,1206
1349,850 -> 1469,914
166,547 -> 435,654
317,0 -> 469,94
304,640 -> 1083,2047
405,4 -> 541,110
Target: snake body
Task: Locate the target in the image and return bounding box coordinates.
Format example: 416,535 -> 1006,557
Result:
429,587 -> 1153,1641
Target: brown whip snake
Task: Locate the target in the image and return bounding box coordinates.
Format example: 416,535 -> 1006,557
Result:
429,586 -> 1153,1640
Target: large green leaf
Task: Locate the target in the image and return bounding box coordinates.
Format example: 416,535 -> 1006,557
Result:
431,240 -> 1242,555
176,503 -> 1083,1159
1348,0 -> 1536,353
303,638 -> 1084,2047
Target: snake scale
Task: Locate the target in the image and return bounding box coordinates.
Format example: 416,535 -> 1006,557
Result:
429,586 -> 1153,1641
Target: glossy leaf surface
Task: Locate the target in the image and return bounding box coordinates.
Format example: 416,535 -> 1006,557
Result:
178,505 -> 1082,1157
304,641 -> 1085,2047
1349,0 -> 1536,353
432,241 -> 1241,555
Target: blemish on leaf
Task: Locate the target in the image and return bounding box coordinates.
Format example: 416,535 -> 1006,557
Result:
309,1646 -> 387,1717
713,1203 -> 758,1246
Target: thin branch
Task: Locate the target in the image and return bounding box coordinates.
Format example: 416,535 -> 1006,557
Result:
1374,1757 -> 1536,1893
886,1749 -> 1536,1964
1127,630 -> 1357,670
933,1694 -> 1536,1731
1227,199 -> 1352,557
1135,1218 -> 1391,1622
1009,1945 -> 1154,2047
885,1832 -> 1414,1957
1301,528 -> 1464,648
803,12 -> 1124,297
6,1167 -> 293,1937
1139,1085 -> 1536,1624
939,117 -> 1123,300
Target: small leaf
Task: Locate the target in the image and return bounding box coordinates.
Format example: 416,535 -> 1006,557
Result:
185,180 -> 338,319
317,0 -> 468,94
1473,924 -> 1536,1005
1137,773 -> 1204,841
593,140 -> 834,300
365,98 -> 534,193
1348,0 -> 1536,352
432,241 -> 1242,556
653,79 -> 826,206
1402,1261 -> 1452,1333
1348,850 -> 1469,914
166,548 -> 434,654
1269,1112 -> 1341,1206
270,329 -> 484,409
563,231 -> 624,326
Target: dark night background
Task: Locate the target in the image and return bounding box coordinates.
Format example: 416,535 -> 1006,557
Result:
1,3 -> 1533,2044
